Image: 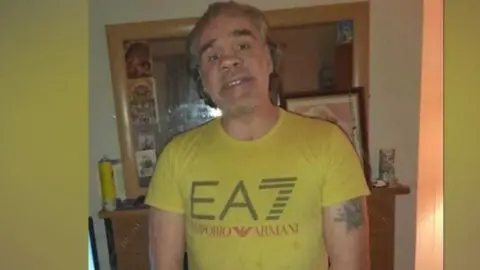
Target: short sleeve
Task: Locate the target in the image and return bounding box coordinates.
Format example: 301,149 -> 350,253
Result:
321,124 -> 371,206
145,138 -> 185,214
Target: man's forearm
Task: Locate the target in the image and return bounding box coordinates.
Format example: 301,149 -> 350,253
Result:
149,208 -> 186,270
149,252 -> 184,270
149,234 -> 185,270
328,239 -> 370,270
324,196 -> 371,270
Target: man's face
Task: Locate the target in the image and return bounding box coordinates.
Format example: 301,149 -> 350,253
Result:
197,13 -> 273,114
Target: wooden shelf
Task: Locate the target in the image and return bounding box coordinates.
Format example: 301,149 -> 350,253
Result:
371,182 -> 411,196
99,208 -> 149,219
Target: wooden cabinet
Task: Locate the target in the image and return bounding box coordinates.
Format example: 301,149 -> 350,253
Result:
367,184 -> 410,270
99,184 -> 409,270
101,211 -> 147,270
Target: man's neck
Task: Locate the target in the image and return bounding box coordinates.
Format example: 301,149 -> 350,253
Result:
221,104 -> 280,141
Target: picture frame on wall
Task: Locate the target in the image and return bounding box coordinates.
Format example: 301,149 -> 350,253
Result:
282,87 -> 370,181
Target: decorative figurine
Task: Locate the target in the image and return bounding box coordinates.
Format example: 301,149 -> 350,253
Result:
373,148 -> 397,188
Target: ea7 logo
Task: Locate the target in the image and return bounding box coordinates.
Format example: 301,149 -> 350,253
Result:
190,177 -> 297,221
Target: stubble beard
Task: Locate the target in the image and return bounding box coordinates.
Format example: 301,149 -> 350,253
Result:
211,80 -> 271,120
220,100 -> 256,119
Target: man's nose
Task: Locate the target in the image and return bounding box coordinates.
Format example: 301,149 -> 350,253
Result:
220,54 -> 243,71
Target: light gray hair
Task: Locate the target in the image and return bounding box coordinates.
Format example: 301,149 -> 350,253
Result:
186,1 -> 282,105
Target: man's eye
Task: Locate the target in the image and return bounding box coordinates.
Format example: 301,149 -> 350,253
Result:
207,54 -> 219,62
238,43 -> 251,50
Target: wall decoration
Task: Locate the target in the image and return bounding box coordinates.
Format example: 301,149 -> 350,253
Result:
375,148 -> 397,187
127,77 -> 159,126
137,130 -> 156,151
124,41 -> 153,79
135,149 -> 157,187
336,20 -> 354,44
283,87 -> 370,181
318,65 -> 335,91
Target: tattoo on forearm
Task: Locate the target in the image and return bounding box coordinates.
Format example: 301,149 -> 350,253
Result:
333,198 -> 364,231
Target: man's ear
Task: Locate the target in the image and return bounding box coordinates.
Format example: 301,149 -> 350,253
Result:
267,46 -> 274,74
266,41 -> 281,75
195,69 -> 217,108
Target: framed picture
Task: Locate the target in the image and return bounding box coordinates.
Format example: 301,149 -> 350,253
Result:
282,87 -> 370,181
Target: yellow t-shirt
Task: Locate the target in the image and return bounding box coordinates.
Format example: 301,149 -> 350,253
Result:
145,108 -> 370,270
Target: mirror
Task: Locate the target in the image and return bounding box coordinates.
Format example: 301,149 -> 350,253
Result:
123,37 -> 221,187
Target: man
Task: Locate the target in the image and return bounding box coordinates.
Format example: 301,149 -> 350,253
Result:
145,1 -> 371,270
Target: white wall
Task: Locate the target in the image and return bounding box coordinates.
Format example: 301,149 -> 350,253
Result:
368,0 -> 422,269
89,0 -> 421,269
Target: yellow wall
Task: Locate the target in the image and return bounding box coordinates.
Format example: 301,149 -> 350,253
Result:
445,0 -> 480,269
0,1 -> 88,269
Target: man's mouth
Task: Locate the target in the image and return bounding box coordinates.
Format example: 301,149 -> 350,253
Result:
222,76 -> 253,90
226,79 -> 243,88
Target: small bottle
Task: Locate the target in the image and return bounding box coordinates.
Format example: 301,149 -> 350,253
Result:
98,157 -> 117,211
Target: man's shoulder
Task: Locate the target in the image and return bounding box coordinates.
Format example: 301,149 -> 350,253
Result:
283,109 -> 338,134
281,109 -> 349,153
